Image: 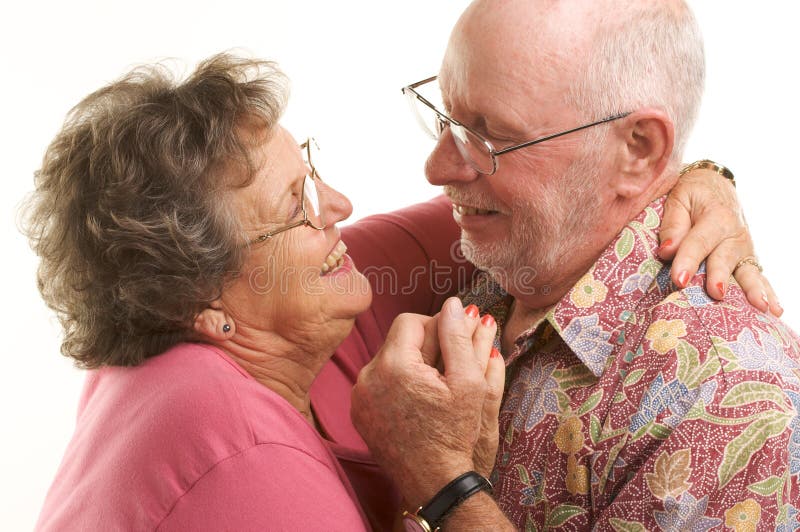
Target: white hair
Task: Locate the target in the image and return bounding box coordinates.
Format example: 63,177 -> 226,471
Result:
567,2 -> 705,163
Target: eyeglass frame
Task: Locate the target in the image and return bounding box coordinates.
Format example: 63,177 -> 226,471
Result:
402,75 -> 632,175
247,138 -> 327,246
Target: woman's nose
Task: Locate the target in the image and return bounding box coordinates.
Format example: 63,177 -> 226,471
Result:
318,180 -> 353,227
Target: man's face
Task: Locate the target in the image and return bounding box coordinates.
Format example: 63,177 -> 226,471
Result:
425,4 -> 603,296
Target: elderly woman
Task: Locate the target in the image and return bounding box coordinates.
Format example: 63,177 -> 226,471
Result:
26,53 -> 768,530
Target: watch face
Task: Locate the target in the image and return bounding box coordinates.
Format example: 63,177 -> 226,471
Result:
402,518 -> 426,532
402,511 -> 431,532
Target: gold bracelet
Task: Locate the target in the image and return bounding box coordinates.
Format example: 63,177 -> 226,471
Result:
679,159 -> 736,186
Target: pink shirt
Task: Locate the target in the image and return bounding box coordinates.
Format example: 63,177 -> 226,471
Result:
36,343 -> 371,531
37,196 -> 468,531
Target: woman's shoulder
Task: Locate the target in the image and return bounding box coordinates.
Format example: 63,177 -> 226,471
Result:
91,342 -> 325,450
39,344 -> 355,530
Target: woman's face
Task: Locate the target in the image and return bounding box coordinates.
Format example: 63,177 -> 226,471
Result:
223,125 -> 372,343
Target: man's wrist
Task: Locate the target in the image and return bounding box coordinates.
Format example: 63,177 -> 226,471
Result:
402,458 -> 476,509
439,490 -> 515,532
402,471 -> 493,532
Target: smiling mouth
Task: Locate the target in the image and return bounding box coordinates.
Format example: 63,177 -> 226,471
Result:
453,204 -> 500,216
321,240 -> 347,275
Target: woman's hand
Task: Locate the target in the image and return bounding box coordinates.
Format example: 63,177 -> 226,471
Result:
659,168 -> 781,316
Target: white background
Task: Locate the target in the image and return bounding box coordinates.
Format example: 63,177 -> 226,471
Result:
1,1 -> 798,528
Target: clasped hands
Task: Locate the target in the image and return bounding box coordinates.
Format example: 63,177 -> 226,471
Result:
351,297 -> 504,510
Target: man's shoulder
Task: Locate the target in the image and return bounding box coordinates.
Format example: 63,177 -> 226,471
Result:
638,279 -> 800,388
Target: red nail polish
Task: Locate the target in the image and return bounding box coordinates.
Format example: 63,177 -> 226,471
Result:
465,304 -> 480,318
677,271 -> 690,288
481,314 -> 496,327
490,347 -> 501,358
716,282 -> 726,297
657,239 -> 673,253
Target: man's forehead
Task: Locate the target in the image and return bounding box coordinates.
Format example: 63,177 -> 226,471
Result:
443,2 -> 588,85
439,19 -> 577,132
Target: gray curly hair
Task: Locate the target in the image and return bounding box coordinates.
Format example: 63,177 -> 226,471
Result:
22,53 -> 288,368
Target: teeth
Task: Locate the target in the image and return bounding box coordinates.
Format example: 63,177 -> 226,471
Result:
454,205 -> 495,216
321,241 -> 348,274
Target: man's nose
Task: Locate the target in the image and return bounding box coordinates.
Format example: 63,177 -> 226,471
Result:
424,128 -> 481,186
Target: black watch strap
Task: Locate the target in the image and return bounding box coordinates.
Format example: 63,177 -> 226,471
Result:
417,471 -> 493,529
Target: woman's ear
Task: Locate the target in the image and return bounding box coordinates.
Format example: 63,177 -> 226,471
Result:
193,300 -> 235,341
612,108 -> 674,199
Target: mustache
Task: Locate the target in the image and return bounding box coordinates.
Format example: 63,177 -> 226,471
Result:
443,185 -> 504,212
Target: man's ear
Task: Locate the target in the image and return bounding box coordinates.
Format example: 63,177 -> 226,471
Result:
612,108 -> 674,199
193,300 -> 235,341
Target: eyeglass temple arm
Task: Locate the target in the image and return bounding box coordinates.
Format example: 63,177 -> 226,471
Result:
249,219 -> 308,245
494,112 -> 632,156
403,75 -> 438,93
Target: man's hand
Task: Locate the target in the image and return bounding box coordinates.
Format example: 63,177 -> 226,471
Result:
659,168 -> 782,316
351,298 -> 504,508
422,308 -> 503,478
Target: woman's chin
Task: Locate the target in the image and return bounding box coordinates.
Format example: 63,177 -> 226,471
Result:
320,255 -> 373,314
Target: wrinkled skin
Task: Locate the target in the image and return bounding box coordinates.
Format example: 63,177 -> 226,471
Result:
351,299 -> 504,509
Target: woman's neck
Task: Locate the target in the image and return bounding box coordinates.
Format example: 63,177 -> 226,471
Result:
215,318 -> 351,423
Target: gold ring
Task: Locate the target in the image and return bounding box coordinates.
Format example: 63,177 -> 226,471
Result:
734,255 -> 763,274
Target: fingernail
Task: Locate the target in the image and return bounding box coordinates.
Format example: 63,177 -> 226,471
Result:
776,301 -> 784,315
716,282 -> 726,297
762,291 -> 769,306
657,239 -> 673,254
677,271 -> 690,288
445,298 -> 465,319
490,347 -> 501,359
480,314 -> 496,327
465,304 -> 480,318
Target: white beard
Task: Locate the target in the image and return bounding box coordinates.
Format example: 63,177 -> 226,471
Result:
455,151 -> 601,297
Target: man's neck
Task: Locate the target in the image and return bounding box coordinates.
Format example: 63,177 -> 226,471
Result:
512,169 -> 681,304
501,299 -> 552,354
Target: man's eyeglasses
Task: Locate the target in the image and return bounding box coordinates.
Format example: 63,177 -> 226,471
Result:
247,138 -> 326,246
402,76 -> 631,175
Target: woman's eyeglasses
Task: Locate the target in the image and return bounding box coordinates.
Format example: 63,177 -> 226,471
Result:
247,138 -> 326,246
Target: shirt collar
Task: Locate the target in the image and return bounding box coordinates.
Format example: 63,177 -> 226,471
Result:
462,196 -> 671,376
546,196 -> 670,375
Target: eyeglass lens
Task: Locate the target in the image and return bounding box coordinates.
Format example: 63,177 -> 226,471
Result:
450,124 -> 495,174
404,90 -> 439,140
404,90 -> 495,174
301,140 -> 324,226
303,174 -> 321,221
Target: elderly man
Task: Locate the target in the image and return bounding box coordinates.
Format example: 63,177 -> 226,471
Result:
352,1 -> 800,530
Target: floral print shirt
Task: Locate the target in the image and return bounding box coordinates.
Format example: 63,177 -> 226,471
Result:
461,197 -> 800,531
